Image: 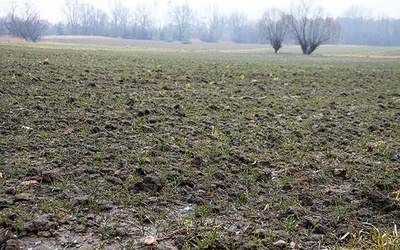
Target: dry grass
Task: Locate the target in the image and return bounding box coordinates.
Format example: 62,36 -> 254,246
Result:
0,35 -> 29,44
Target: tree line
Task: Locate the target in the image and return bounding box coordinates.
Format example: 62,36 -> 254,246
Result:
1,0 -> 399,54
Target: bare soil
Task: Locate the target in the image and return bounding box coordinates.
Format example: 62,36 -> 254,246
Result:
0,40 -> 399,249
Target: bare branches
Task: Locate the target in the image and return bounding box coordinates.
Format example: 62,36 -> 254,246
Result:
259,8 -> 289,53
63,0 -> 81,35
4,2 -> 47,42
133,5 -> 153,40
171,1 -> 194,43
110,0 -> 130,38
229,12 -> 248,43
259,0 -> 340,54
288,0 -> 340,54
198,5 -> 226,43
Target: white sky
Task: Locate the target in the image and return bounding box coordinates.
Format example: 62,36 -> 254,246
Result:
2,0 -> 400,23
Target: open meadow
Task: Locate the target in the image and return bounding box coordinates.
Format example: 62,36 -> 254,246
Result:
0,37 -> 399,249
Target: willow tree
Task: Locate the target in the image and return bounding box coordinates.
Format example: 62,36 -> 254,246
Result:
288,0 -> 340,54
259,8 -> 289,53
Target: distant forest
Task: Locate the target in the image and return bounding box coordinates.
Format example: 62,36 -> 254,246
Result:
1,0 -> 399,47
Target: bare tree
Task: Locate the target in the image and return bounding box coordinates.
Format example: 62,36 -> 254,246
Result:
4,2 -> 47,42
229,11 -> 248,43
110,0 -> 130,38
259,8 -> 289,53
133,5 -> 153,40
288,0 -> 340,54
63,0 -> 81,35
305,17 -> 340,54
80,2 -> 96,35
91,8 -> 109,36
198,5 -> 226,42
171,0 -> 194,43
0,17 -> 7,35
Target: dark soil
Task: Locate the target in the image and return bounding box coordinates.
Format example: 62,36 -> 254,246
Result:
0,43 -> 399,249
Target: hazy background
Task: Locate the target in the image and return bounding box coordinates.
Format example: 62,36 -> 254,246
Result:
3,0 -> 400,23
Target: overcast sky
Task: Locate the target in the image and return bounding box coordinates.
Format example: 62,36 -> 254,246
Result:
3,0 -> 400,23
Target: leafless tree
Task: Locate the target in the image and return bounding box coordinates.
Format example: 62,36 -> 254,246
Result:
4,2 -> 47,42
63,0 -> 109,36
63,0 -> 81,35
198,5 -> 226,42
259,8 -> 289,53
80,2 -> 96,35
305,17 -> 340,54
133,5 -> 153,40
288,0 -> 340,54
0,17 -> 7,35
90,8 -> 109,36
110,0 -> 130,38
171,0 -> 194,43
229,11 -> 248,43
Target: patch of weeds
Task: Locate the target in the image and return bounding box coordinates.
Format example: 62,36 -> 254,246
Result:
138,209 -> 153,224
277,196 -> 301,211
283,214 -> 298,232
388,190 -> 400,203
39,198 -> 57,214
0,212 -> 6,221
365,223 -> 400,250
336,232 -> 363,249
14,222 -> 26,234
252,234 -> 263,246
186,227 -> 225,249
97,222 -> 118,239
342,223 -> 400,250
194,205 -> 211,218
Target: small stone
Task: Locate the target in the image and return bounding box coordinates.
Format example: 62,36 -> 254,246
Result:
37,230 -> 52,237
144,236 -> 157,246
72,196 -> 89,206
41,170 -> 61,183
289,242 -> 297,249
332,168 -> 347,178
389,153 -> 398,161
15,193 -> 34,202
273,240 -> 287,247
24,214 -> 55,233
116,228 -> 126,236
134,175 -> 164,192
0,198 -> 14,207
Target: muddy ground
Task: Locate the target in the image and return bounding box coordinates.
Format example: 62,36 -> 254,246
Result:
0,42 -> 399,249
